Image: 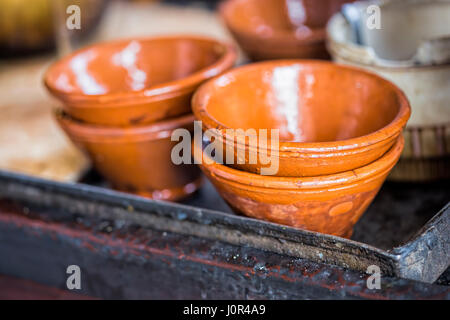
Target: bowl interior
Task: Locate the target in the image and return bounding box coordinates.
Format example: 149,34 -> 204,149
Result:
46,37 -> 227,96
198,62 -> 402,143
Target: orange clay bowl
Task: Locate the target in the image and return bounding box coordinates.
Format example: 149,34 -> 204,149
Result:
194,135 -> 404,238
192,60 -> 410,177
45,35 -> 237,126
220,0 -> 352,60
56,111 -> 202,201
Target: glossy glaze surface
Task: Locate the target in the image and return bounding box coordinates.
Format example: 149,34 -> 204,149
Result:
220,0 -> 352,60
194,135 -> 404,238
45,35 -> 237,126
193,60 -> 410,177
56,112 -> 202,201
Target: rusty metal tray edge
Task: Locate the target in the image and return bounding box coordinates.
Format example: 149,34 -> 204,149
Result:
0,169 -> 448,283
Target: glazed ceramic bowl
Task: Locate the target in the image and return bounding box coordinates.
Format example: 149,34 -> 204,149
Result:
220,0 -> 352,60
194,134 -> 404,238
192,60 -> 410,177
327,0 -> 450,181
56,111 -> 202,201
45,35 -> 237,126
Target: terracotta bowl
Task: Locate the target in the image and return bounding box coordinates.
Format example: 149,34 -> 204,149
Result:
194,135 -> 404,238
56,111 -> 202,201
45,35 -> 237,126
192,60 -> 410,177
220,0 -> 352,60
327,5 -> 450,181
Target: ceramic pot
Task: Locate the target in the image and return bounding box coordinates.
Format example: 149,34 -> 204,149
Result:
284,0 -> 354,29
44,35 -> 237,126
219,0 -> 352,60
192,60 -> 410,177
56,111 -> 202,201
194,134 -> 404,238
327,0 -> 450,181
0,0 -> 106,56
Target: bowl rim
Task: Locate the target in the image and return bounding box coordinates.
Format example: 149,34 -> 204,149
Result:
56,110 -> 195,141
219,0 -> 326,44
194,134 -> 404,190
192,59 -> 411,153
44,34 -> 237,106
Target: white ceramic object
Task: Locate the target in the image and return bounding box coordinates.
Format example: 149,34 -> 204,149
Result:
338,0 -> 450,65
327,0 -> 450,181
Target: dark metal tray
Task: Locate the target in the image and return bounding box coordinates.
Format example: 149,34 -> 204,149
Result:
0,169 -> 448,300
84,169 -> 450,283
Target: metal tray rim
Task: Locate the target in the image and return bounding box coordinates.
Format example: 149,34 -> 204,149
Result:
0,169 -> 447,283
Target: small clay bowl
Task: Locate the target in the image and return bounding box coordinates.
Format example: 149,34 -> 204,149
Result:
220,0 -> 351,60
56,111 -> 202,201
45,35 -> 237,126
192,60 -> 410,177
193,135 -> 404,238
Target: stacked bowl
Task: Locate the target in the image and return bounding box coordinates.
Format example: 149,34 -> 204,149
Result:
220,0 -> 354,61
44,35 -> 237,201
192,60 -> 410,238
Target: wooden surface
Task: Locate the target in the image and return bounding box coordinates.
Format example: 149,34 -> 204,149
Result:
0,57 -> 89,182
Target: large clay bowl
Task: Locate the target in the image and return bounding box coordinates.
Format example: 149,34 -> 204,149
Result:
194,135 -> 404,238
56,112 -> 202,201
45,35 -> 237,126
220,0 -> 352,60
192,60 -> 410,177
